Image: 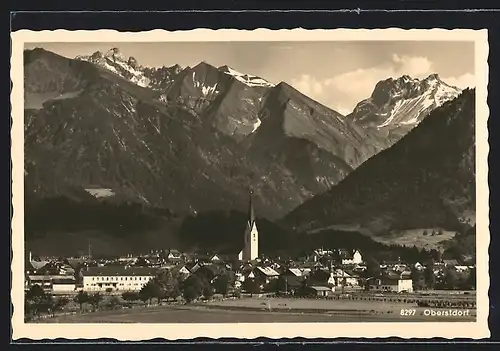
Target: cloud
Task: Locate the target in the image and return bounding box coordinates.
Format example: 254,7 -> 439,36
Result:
291,74 -> 324,97
442,73 -> 475,89
289,54 -> 474,115
391,54 -> 433,77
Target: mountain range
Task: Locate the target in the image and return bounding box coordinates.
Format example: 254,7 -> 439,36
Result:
23,46 -> 472,255
283,88 -> 475,250
349,73 -> 461,147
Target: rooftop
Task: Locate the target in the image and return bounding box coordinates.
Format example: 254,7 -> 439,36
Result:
81,266 -> 158,277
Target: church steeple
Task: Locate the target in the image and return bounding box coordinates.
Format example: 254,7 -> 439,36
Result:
248,189 -> 255,227
240,188 -> 259,261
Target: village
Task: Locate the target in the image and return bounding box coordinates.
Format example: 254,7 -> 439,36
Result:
24,194 -> 477,321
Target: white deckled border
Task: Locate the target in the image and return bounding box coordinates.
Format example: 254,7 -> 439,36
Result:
11,28 -> 490,340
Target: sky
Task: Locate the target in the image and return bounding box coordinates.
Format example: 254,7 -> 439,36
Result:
25,41 -> 475,115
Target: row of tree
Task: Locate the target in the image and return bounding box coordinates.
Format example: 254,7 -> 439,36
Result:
24,285 -> 106,320
411,266 -> 476,291
136,269 -> 238,304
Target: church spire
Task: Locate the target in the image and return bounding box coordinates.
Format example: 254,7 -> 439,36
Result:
248,189 -> 255,227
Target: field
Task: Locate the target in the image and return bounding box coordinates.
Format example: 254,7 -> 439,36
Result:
373,229 -> 457,250
41,296 -> 476,323
311,224 -> 458,250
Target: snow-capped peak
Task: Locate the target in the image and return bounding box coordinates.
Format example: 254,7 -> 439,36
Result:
218,65 -> 275,88
377,74 -> 461,128
350,73 -> 462,131
75,48 -> 185,90
104,47 -> 128,62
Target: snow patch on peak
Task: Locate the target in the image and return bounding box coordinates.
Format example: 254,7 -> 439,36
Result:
201,83 -> 218,96
251,118 -> 262,133
218,65 -> 275,88
433,82 -> 461,106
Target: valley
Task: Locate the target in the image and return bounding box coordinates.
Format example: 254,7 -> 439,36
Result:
23,46 -> 475,258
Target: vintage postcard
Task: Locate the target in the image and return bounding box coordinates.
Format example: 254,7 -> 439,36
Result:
11,28 -> 490,340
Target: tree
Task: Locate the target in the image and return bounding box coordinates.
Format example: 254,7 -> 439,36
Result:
148,279 -> 167,305
139,283 -> 154,306
202,283 -> 215,300
106,296 -> 121,310
424,263 -> 436,290
52,296 -> 70,316
444,268 -> 459,290
242,278 -> 260,297
156,269 -> 181,302
74,290 -> 90,312
88,292 -> 103,312
25,294 -> 35,321
411,267 -> 425,291
26,285 -> 46,302
467,267 -> 476,290
170,281 -> 182,301
37,294 -> 55,317
365,257 -> 381,279
214,273 -> 231,297
122,291 -> 139,302
182,275 -> 204,303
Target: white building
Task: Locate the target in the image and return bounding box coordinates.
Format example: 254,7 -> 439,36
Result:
27,274 -> 73,292
369,278 -> 413,293
82,266 -> 157,292
240,191 -> 259,261
341,250 -> 363,265
52,278 -> 77,293
328,269 -> 360,287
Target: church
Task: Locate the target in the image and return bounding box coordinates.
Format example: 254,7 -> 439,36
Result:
238,191 -> 259,261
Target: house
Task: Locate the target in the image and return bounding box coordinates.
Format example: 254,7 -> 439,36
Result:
168,264 -> 191,280
305,286 -> 333,298
369,278 -> 413,293
52,278 -> 77,293
353,264 -> 367,272
284,268 -> 303,277
253,266 -> 280,284
177,265 -> 192,276
414,262 -> 425,271
328,269 -> 360,287
455,265 -> 470,273
27,274 -> 73,292
29,259 -> 49,273
58,264 -> 75,276
27,275 -> 53,292
340,249 -> 363,265
167,249 -> 183,260
210,254 -> 222,263
81,266 -> 157,292
391,263 -> 409,272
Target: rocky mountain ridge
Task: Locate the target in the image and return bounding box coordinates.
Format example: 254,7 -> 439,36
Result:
349,73 -> 462,146
24,48 -> 382,218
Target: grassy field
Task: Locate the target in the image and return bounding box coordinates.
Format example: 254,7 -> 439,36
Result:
40,297 -> 476,323
373,228 -> 457,250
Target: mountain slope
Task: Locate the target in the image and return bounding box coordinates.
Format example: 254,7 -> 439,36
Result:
283,89 -> 475,239
349,74 -> 461,146
247,82 -> 385,191
24,70 -> 303,218
25,48 -> 397,219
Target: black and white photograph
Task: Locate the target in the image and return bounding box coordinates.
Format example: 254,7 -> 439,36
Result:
11,28 -> 489,340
